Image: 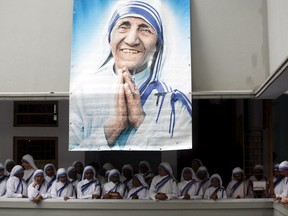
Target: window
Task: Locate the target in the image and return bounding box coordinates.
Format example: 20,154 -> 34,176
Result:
14,101 -> 58,127
13,137 -> 58,169
243,130 -> 263,177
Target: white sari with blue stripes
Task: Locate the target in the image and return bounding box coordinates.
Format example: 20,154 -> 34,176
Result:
149,174 -> 178,200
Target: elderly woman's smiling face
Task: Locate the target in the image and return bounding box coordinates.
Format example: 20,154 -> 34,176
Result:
110,16 -> 158,74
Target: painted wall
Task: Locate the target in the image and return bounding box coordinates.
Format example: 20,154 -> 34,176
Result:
0,100 -> 84,168
191,0 -> 269,93
0,0 -> 72,94
267,0 -> 288,73
0,0 -> 270,95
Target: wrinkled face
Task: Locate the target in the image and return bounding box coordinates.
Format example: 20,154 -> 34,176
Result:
110,17 -> 158,73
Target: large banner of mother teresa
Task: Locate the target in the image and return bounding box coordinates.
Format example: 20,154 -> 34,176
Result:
69,0 -> 192,151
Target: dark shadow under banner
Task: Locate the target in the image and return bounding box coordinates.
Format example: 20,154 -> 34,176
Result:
69,0 -> 192,151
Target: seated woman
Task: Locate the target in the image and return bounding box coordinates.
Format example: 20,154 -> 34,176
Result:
126,174 -> 149,200
203,173 -> 227,200
102,169 -> 124,199
149,162 -> 178,200
77,165 -> 101,199
50,168 -> 75,201
28,169 -> 51,203
177,167 -> 203,200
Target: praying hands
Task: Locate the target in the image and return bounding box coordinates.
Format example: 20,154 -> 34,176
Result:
104,67 -> 146,147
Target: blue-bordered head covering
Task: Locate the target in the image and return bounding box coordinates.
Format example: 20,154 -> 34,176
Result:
44,163 -> 56,176
158,162 -> 173,178
108,169 -> 120,182
10,165 -> 24,178
106,0 -> 164,88
67,166 -> 77,174
210,173 -> 223,187
180,167 -> 196,181
253,164 -> 264,172
273,163 -> 280,171
279,161 -> 288,171
33,169 -> 45,179
56,168 -> 67,181
108,0 -> 163,46
232,167 -> 244,179
82,165 -> 96,180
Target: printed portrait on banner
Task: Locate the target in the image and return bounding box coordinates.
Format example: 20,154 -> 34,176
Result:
69,0 -> 192,151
